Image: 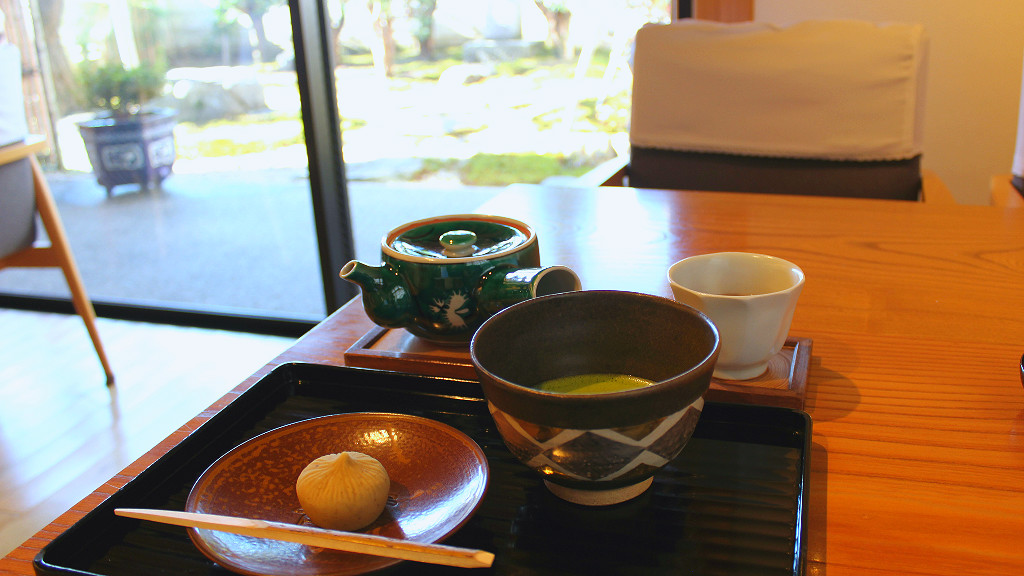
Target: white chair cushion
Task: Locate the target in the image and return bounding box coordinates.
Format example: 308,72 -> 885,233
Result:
1012,51 -> 1024,178
0,43 -> 29,147
630,19 -> 928,161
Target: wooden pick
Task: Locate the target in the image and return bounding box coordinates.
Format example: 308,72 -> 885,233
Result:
114,508 -> 494,569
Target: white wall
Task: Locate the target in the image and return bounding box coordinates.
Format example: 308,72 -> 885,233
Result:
755,1 -> 1024,205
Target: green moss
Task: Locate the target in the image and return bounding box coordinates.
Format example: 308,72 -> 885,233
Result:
459,153 -> 591,186
411,158 -> 460,180
175,115 -> 305,158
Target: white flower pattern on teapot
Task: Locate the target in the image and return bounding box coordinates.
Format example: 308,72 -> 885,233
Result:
430,292 -> 471,328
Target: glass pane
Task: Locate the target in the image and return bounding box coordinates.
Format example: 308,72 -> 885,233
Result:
333,1 -> 671,264
0,0 -> 326,320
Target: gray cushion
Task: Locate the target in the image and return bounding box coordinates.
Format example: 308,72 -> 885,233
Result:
629,147 -> 923,201
0,157 -> 37,258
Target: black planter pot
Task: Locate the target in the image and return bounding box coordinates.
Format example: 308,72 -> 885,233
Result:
77,108 -> 177,196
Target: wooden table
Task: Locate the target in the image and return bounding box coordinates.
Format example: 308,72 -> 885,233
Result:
4,184 -> 1024,576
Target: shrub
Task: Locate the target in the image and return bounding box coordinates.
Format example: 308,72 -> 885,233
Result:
79,63 -> 165,116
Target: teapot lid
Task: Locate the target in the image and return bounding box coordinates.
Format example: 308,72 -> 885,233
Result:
384,214 -> 536,262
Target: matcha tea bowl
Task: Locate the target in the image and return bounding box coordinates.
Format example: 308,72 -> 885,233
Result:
341,214 -> 581,345
470,290 -> 720,506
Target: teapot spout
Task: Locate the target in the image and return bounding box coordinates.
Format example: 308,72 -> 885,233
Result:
478,265 -> 581,317
340,260 -> 417,328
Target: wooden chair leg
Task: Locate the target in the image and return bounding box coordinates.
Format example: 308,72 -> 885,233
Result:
30,157 -> 115,385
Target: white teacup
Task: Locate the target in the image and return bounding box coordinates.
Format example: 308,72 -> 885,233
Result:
668,252 -> 804,380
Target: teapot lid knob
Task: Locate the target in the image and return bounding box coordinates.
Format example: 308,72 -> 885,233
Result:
440,230 -> 478,257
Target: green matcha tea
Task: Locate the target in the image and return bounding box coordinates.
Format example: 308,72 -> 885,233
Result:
536,373 -> 655,395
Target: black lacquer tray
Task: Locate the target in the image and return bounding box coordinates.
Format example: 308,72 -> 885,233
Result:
34,362 -> 811,576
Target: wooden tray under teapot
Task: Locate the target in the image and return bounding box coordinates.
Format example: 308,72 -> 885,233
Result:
344,326 -> 811,410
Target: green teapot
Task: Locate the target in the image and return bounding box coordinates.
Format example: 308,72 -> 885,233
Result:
340,214 -> 580,345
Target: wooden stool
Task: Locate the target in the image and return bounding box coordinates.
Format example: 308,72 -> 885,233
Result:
0,135 -> 115,385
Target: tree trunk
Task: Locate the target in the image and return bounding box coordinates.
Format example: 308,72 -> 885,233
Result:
330,5 -> 345,63
368,1 -> 395,77
533,1 -> 573,60
554,10 -> 571,60
36,0 -> 82,113
409,0 -> 437,59
249,14 -> 274,64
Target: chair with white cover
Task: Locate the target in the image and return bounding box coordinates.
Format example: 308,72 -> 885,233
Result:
990,61 -> 1024,208
590,19 -> 954,202
0,43 -> 114,385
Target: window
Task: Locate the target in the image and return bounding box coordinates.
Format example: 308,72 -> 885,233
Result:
1,0 -> 669,333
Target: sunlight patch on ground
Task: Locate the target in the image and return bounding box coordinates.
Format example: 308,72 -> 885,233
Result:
49,63 -> 629,179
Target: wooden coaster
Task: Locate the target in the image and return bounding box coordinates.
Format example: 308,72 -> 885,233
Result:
344,326 -> 811,410
706,338 -> 811,409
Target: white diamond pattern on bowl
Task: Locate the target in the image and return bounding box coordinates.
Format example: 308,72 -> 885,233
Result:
488,398 -> 705,483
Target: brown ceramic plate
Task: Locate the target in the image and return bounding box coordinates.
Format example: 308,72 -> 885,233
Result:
184,413 -> 489,576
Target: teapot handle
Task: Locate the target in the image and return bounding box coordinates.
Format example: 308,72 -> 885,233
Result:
477,266 -> 581,317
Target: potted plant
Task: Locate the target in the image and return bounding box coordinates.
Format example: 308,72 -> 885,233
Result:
77,62 -> 177,196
